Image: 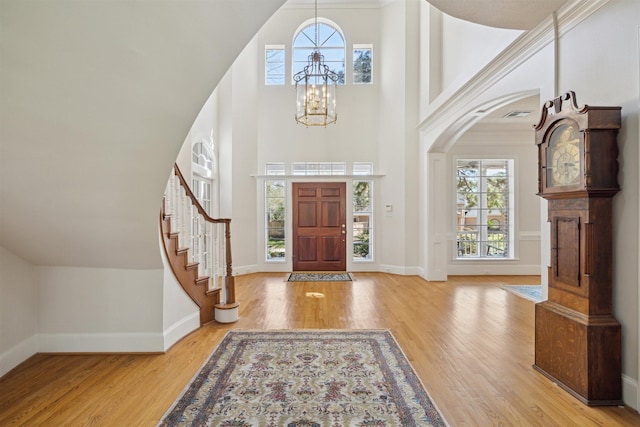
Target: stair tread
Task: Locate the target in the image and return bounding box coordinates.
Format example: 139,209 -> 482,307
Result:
161,196 -> 234,327
215,302 -> 240,309
206,288 -> 222,297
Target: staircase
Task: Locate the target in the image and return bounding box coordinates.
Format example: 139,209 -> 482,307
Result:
160,164 -> 239,325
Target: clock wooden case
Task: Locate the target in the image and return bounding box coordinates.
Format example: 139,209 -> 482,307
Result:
534,91 -> 622,406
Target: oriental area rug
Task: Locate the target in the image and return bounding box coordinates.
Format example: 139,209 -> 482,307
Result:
158,330 -> 447,427
287,272 -> 353,282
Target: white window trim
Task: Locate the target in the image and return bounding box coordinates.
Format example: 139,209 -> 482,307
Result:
257,163 -> 383,270
265,179 -> 287,263
192,140 -> 215,179
265,44 -> 285,86
453,156 -> 516,261
353,179 -> 374,263
352,43 -> 373,85
291,18 -> 346,85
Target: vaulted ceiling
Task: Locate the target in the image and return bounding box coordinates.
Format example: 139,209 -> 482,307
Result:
0,0 -> 287,267
423,0 -> 569,30
291,0 -> 569,30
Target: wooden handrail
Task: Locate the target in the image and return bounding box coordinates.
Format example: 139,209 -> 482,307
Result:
173,164 -> 230,225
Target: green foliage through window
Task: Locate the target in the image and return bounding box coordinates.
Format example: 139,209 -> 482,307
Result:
266,180 -> 285,260
353,180 -> 372,261
353,47 -> 372,84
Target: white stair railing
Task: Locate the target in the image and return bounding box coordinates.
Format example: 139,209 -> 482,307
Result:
163,165 -> 235,305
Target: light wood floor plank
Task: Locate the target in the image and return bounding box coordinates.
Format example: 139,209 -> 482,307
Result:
1,273 -> 639,426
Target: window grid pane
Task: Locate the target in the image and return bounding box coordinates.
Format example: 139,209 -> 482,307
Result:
265,46 -> 285,85
353,162 -> 373,175
456,159 -> 512,259
353,46 -> 372,84
266,180 -> 286,261
266,163 -> 286,176
292,162 -> 346,176
192,142 -> 213,170
353,180 -> 373,261
293,22 -> 345,85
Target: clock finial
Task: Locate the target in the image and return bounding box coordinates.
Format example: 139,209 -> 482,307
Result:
534,91 -> 582,130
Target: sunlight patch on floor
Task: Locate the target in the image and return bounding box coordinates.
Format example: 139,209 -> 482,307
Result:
305,292 -> 325,298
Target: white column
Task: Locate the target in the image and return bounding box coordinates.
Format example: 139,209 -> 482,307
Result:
423,152 -> 448,281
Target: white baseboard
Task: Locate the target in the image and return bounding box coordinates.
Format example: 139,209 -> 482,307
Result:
241,264 -> 426,276
623,373 -> 639,411
348,263 -> 380,273
0,335 -> 38,377
232,264 -> 260,275
163,311 -> 200,351
447,264 -> 540,276
38,332 -> 165,353
378,264 -> 422,276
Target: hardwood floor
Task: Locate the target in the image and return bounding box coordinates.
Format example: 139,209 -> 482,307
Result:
1,273 -> 639,426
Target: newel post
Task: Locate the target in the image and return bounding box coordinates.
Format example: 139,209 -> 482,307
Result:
215,219 -> 239,323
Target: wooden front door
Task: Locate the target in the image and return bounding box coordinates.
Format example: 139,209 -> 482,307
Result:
292,182 -> 346,271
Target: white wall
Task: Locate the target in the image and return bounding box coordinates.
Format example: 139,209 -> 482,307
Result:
161,235 -> 199,351
37,266 -> 165,352
0,246 -> 38,377
377,0 -> 411,273
213,3 -> 423,274
556,0 -> 640,401
230,38 -> 261,272
401,0 -> 422,272
369,0 -> 421,274
1,246 -> 170,373
441,14 -> 523,91
0,0 -> 286,270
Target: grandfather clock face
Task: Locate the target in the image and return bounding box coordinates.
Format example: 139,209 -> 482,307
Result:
546,124 -> 581,187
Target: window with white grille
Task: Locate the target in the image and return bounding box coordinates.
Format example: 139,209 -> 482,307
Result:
456,159 -> 514,259
293,20 -> 345,84
265,45 -> 285,85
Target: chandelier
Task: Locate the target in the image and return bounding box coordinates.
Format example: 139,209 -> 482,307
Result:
293,0 -> 338,127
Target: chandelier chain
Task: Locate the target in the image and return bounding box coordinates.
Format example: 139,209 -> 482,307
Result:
293,0 -> 338,127
315,0 -> 318,48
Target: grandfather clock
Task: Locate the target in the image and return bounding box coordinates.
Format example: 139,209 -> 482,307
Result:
533,91 -> 622,406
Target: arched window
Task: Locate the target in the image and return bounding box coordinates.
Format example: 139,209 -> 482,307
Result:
191,140 -> 217,216
192,141 -> 215,178
293,19 -> 345,84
